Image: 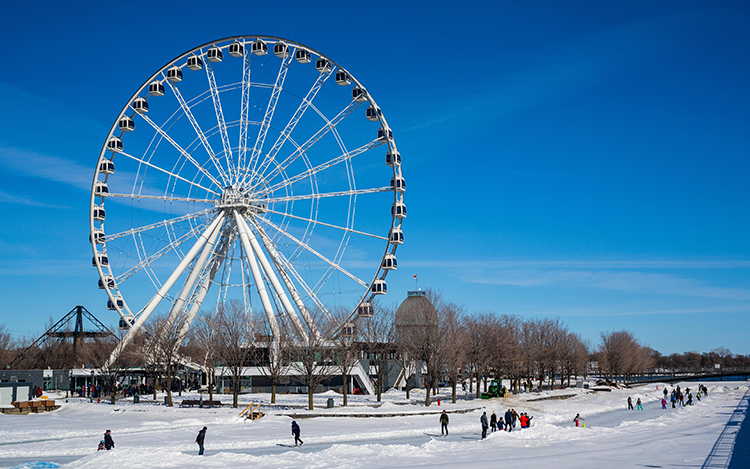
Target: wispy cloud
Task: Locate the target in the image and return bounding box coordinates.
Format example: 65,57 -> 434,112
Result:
0,189 -> 72,209
462,267 -> 750,301
0,146 -> 93,191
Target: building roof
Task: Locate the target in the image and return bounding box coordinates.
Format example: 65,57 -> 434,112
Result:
395,291 -> 438,328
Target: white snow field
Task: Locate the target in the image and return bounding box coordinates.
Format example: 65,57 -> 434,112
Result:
0,382 -> 747,468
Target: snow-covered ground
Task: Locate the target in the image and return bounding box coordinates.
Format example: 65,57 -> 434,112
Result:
0,382 -> 747,468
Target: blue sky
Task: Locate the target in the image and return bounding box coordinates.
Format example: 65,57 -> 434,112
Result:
0,1 -> 748,354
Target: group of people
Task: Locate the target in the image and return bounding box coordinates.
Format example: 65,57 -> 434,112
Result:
663,384 -> 707,409
477,408 -> 532,439
627,396 -> 644,410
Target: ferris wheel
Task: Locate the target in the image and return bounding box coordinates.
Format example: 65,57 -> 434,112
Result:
89,36 -> 405,356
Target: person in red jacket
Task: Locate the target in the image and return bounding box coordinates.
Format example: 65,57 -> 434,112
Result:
519,414 -> 528,428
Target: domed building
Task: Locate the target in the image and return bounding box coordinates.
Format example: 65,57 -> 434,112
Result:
395,290 -> 438,339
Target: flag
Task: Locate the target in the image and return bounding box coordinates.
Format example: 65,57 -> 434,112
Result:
414,274 -> 417,279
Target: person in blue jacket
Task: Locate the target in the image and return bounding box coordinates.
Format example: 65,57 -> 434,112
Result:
292,420 -> 304,447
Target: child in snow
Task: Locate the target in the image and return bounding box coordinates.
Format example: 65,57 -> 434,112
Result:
636,398 -> 643,410
574,414 -> 585,427
497,417 -> 504,431
661,398 -> 667,409
97,440 -> 105,451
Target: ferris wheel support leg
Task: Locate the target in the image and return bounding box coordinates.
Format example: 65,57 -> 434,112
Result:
236,213 -> 309,342
174,253 -> 225,351
233,210 -> 281,340
248,217 -> 321,340
106,213 -> 226,367
163,214 -> 225,335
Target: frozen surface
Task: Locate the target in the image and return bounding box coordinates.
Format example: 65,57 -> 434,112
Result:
0,382 -> 746,468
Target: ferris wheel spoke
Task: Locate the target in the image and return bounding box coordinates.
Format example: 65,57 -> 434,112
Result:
104,192 -> 215,204
245,52 -> 295,188
258,138 -> 384,196
262,207 -> 387,240
137,112 -> 225,189
238,50 -> 252,180
104,208 -> 216,243
113,216 -> 216,284
254,67 -> 333,184
118,151 -> 221,196
264,186 -> 391,204
251,98 -> 362,190
204,60 -> 235,181
163,78 -> 231,186
256,216 -> 368,289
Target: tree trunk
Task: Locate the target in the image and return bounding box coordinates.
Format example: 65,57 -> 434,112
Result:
451,382 -> 457,403
308,387 -> 314,410
271,382 -> 276,404
475,372 -> 481,398
405,377 -> 411,399
208,373 -> 214,402
425,384 -> 431,406
343,370 -> 348,407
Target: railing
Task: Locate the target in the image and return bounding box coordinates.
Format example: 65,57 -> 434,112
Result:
239,401 -> 263,420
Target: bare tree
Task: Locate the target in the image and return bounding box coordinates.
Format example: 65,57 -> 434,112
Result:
598,330 -> 652,382
78,330 -> 135,405
215,300 -> 256,408
255,317 -> 292,404
289,309 -> 336,410
464,312 -> 495,397
360,302 -> 397,402
0,324 -> 16,370
190,310 -> 223,402
439,302 -> 466,403
330,307 -> 362,406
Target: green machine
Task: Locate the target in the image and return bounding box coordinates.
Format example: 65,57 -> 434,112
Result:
480,379 -> 506,399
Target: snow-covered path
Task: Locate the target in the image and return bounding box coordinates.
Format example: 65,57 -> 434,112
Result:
0,383 -> 747,468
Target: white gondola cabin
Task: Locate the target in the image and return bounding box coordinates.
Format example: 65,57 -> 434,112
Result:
252,40 -> 268,56
132,97 -> 148,114
391,201 -> 407,218
166,66 -> 183,82
207,46 -> 223,62
389,226 -> 404,245
335,70 -> 351,86
315,58 -> 331,73
352,86 -> 367,102
107,296 -> 124,311
98,275 -> 115,289
274,43 -> 289,58
107,136 -> 123,152
357,302 -> 374,318
118,116 -> 135,132
371,279 -> 387,295
366,105 -> 381,121
295,49 -> 311,63
229,41 -> 245,57
149,81 -> 165,96
94,181 -> 109,197
386,150 -> 401,167
93,205 -> 106,221
390,175 -> 406,192
92,252 -> 109,266
99,160 -> 115,175
90,229 -> 105,244
377,127 -> 393,141
187,55 -> 203,71
382,253 -> 398,270
342,322 -> 356,338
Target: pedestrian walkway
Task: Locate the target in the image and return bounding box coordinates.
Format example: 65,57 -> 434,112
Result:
702,389 -> 749,469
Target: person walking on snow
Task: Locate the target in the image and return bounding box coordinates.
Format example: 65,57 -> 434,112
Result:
103,430 -> 115,450
670,393 -> 676,408
195,426 -> 207,455
480,412 -> 489,439
490,411 -> 498,432
512,409 -> 519,429
440,410 -> 450,436
291,420 -> 304,447
636,398 -> 643,410
627,396 -> 634,410
504,410 -> 514,432
662,398 -> 667,409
